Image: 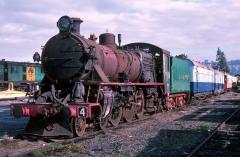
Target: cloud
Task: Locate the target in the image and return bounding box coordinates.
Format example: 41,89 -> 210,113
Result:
0,0 -> 239,62
120,0 -> 202,12
1,23 -> 28,33
0,36 -> 25,44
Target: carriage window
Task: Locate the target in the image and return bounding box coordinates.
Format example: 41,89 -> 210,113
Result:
11,66 -> 18,73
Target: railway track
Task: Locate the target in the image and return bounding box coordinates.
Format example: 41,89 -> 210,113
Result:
187,106 -> 240,157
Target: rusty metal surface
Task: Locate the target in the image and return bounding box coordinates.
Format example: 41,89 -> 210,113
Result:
99,33 -> 116,50
95,44 -> 141,82
97,45 -> 118,79
93,64 -> 110,82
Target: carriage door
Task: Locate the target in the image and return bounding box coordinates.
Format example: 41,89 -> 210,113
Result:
224,74 -> 227,90
163,54 -> 170,94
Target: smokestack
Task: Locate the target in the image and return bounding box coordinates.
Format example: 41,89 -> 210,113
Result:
71,17 -> 83,35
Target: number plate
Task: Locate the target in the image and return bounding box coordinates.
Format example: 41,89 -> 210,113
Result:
78,107 -> 87,117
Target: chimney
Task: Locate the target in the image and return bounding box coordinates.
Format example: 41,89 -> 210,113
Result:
71,17 -> 83,35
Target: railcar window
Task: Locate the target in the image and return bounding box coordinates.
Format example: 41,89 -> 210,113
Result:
11,66 -> 18,73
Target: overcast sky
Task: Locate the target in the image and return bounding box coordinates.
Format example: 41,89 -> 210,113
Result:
0,0 -> 239,62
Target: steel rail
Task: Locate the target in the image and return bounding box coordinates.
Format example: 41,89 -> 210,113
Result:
186,107 -> 240,157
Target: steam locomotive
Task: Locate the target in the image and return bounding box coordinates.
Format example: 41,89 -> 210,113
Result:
11,16 -> 237,137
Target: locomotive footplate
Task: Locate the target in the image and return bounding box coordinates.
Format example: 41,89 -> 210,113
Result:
10,102 -> 100,137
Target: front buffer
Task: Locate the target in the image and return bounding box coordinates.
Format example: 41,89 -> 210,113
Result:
11,102 -> 100,138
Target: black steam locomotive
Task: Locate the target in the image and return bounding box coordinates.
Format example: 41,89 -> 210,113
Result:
11,16 -> 177,137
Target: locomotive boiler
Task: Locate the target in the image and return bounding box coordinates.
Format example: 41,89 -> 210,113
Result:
11,16 -> 167,137
42,16 -> 142,83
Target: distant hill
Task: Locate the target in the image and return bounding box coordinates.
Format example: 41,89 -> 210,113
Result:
228,60 -> 240,75
202,59 -> 240,75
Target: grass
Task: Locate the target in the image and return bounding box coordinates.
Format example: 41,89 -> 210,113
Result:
31,143 -> 89,157
198,123 -> 213,131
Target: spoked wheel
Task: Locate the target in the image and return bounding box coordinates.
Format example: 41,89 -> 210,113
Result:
122,104 -> 135,122
165,98 -> 174,110
109,106 -> 123,127
72,117 -> 86,137
134,89 -> 145,119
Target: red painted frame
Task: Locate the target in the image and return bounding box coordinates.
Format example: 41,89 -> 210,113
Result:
88,81 -> 164,86
69,103 -> 100,118
11,102 -> 100,118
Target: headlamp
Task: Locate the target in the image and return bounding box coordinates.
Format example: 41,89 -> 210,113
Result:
57,16 -> 73,32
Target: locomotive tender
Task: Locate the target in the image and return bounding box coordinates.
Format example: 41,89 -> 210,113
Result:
11,16 -> 237,137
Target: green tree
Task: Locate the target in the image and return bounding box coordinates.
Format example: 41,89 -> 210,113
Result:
176,53 -> 188,59
216,48 -> 230,73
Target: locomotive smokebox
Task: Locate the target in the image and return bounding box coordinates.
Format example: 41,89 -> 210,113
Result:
99,33 -> 116,50
71,17 -> 83,35
42,16 -> 86,82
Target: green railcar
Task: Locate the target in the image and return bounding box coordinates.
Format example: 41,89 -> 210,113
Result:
170,57 -> 192,93
35,65 -> 44,81
0,64 -> 4,81
8,63 -> 24,81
